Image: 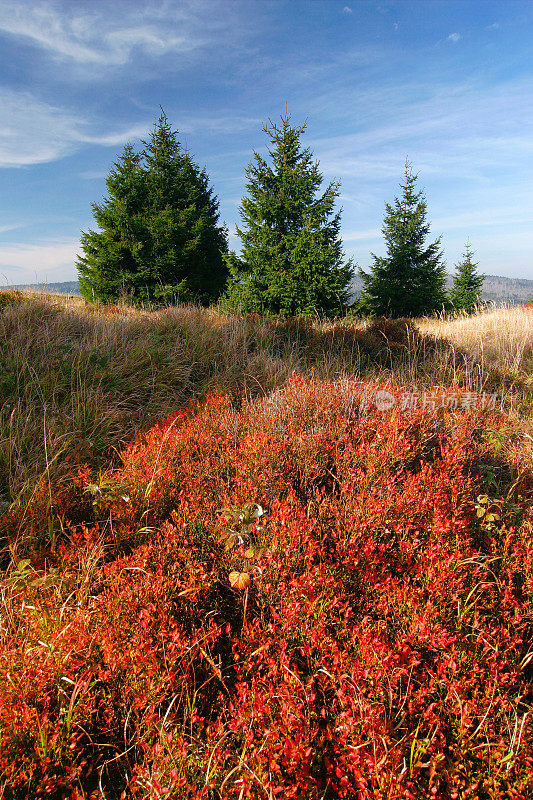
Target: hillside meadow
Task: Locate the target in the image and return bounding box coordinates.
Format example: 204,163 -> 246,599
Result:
0,290 -> 532,799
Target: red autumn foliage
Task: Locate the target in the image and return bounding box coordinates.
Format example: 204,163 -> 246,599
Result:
1,375 -> 532,799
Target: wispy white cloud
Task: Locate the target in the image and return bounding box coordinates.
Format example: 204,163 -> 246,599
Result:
77,123 -> 152,148
0,238 -> 80,284
0,86 -> 261,168
0,1 -> 214,67
433,204 -> 533,232
0,223 -> 25,235
0,91 -> 81,166
343,6 -> 353,14
342,228 -> 381,242
172,115 -> 261,136
447,32 -> 461,43
0,89 -> 152,167
311,77 -> 533,181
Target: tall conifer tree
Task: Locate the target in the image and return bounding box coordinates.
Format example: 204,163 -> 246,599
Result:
223,113 -> 353,317
359,161 -> 447,317
450,242 -> 484,313
78,143 -> 147,303
77,112 -> 228,305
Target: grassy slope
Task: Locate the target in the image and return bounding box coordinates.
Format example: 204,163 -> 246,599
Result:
1,292 -> 532,508
0,291 -> 532,799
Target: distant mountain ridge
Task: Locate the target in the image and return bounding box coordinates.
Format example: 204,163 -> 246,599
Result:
2,275 -> 533,305
473,274 -> 533,305
4,281 -> 80,295
350,273 -> 533,305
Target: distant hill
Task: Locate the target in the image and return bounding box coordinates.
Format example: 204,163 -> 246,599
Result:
4,281 -> 80,295
350,273 -> 533,305
475,274 -> 533,305
2,275 -> 533,305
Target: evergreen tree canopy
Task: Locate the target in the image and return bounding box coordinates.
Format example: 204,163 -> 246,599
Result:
223,113 -> 353,317
450,242 -> 484,313
359,161 -> 447,317
77,112 -> 228,305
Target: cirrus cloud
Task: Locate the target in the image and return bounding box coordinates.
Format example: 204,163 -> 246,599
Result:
0,89 -> 152,167
0,1 -> 216,67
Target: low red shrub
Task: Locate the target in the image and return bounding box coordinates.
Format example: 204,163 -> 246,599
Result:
1,375 -> 532,799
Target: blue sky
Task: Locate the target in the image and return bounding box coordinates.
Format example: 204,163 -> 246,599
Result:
0,0 -> 531,285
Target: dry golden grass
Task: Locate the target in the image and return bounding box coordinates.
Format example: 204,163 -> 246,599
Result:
419,304 -> 533,374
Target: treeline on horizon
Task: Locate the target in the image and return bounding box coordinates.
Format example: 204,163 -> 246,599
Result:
77,110 -> 485,318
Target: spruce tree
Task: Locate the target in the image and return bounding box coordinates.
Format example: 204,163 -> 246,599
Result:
450,242 -> 484,313
77,112 -> 228,305
223,113 -> 353,317
78,143 -> 147,303
359,161 -> 447,317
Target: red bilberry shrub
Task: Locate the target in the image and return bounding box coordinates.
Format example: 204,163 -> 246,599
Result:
1,375 -> 532,799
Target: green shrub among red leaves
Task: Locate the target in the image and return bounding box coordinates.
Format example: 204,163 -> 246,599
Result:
1,375 -> 532,799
